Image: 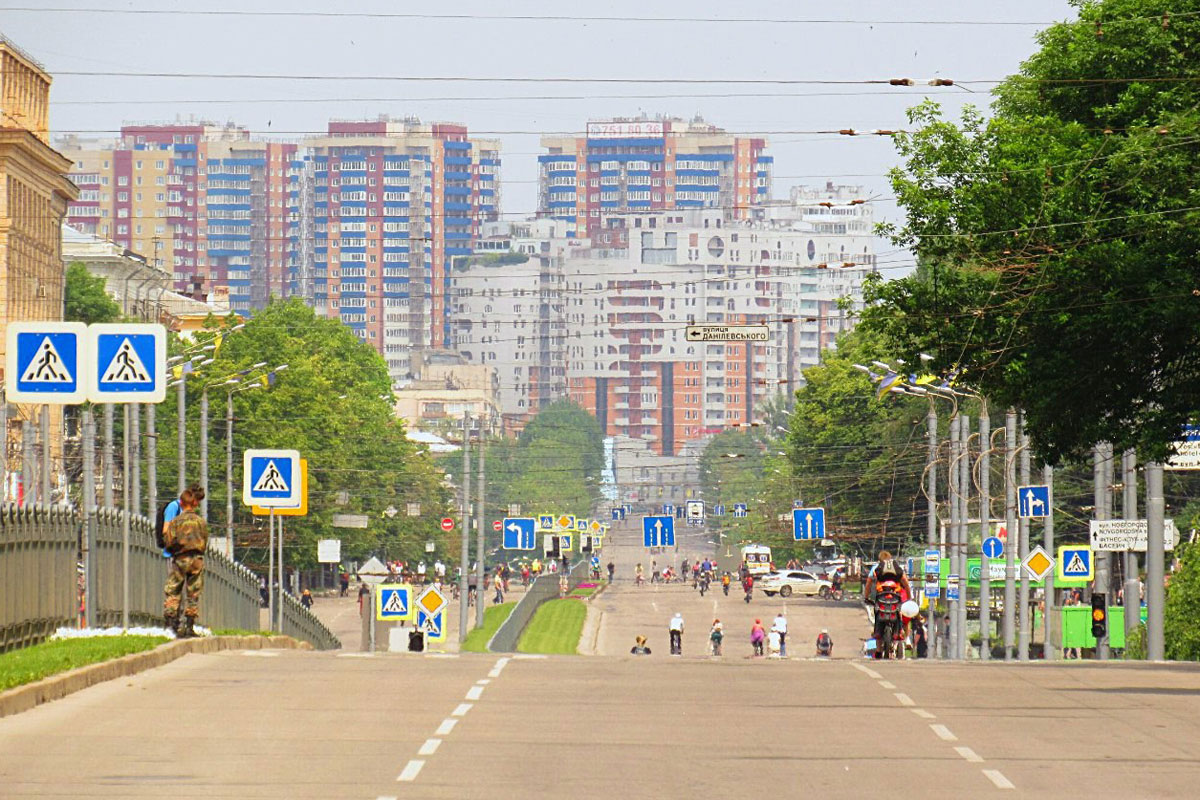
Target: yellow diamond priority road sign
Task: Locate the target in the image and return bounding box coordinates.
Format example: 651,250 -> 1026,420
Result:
417,585 -> 446,617
1021,546 -> 1055,581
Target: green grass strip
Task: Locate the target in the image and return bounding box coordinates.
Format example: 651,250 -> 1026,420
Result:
0,635 -> 169,692
517,599 -> 587,655
569,586 -> 597,597
462,602 -> 516,653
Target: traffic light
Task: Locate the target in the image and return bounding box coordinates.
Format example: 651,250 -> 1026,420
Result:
1091,593 -> 1107,639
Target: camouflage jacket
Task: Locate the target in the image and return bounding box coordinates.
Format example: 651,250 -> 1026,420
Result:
165,510 -> 209,556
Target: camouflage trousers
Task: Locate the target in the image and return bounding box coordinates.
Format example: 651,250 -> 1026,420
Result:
163,555 -> 205,618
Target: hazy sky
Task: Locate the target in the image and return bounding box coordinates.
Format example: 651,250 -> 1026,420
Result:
4,0 -> 1077,272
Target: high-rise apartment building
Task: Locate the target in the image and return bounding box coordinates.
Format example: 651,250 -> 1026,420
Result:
59,121 -> 300,315
303,117 -> 500,381
538,116 -> 770,239
561,210 -> 872,456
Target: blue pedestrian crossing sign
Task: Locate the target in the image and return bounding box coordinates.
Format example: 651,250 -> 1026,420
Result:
576,518 -> 588,532
982,536 -> 1004,560
5,322 -> 87,403
1018,484 -> 1050,518
733,503 -> 748,518
538,514 -> 554,530
87,323 -> 167,403
502,517 -> 536,550
792,507 -> 826,540
642,515 -> 675,548
243,449 -> 301,507
1057,546 -> 1094,581
376,583 -> 413,622
417,608 -> 446,642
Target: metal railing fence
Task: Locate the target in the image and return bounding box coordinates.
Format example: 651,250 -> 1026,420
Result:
488,559 -> 589,653
0,504 -> 78,653
279,590 -> 341,650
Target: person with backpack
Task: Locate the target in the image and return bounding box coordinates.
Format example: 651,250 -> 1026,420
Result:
155,485 -> 202,558
162,486 -> 208,638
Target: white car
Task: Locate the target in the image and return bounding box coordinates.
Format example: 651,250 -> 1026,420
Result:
758,570 -> 833,598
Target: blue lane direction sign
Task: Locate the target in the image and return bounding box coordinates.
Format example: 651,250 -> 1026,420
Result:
733,503 -> 748,518
611,507 -> 625,521
642,515 -> 675,548
87,323 -> 167,403
662,503 -> 674,516
376,583 -> 413,622
1018,484 -> 1050,518
792,507 -> 826,540
502,517 -> 536,550
713,504 -> 726,517
243,448 -> 301,507
982,536 -> 1005,560
5,322 -> 87,403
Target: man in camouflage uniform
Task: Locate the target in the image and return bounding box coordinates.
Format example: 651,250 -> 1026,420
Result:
163,487 -> 208,637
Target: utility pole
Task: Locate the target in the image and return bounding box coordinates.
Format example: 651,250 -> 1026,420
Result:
947,412 -> 960,659
268,509 -> 275,632
103,404 -> 114,508
121,405 -> 131,630
958,413 -> 971,660
476,424 -> 486,629
1003,409 -> 1017,660
1043,464 -> 1056,659
146,404 -> 157,518
978,404 -> 991,660
22,421 -> 35,506
130,403 -> 140,517
926,405 -> 939,659
1122,449 -> 1139,643
1093,443 -> 1111,660
1145,462 -> 1165,660
82,409 -> 97,628
1018,424 -> 1031,661
199,388 -> 209,520
0,391 -> 6,500
39,405 -> 51,503
177,376 -> 186,494
459,414 -> 472,641
226,391 -> 235,560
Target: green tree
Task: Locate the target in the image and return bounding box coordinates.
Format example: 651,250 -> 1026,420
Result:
64,263 -> 121,323
1165,541 -> 1200,660
862,0 -> 1200,464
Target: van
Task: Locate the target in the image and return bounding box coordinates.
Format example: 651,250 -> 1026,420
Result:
740,544 -> 773,575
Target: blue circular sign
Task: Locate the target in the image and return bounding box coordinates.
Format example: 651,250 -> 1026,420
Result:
982,536 -> 1005,559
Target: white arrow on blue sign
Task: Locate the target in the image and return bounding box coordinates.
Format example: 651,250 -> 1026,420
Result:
733,503 -> 748,518
87,323 -> 166,403
792,507 -> 826,540
982,536 -> 1004,560
502,517 -> 536,550
243,449 -> 301,507
713,504 -> 725,516
642,515 -> 675,548
1018,484 -> 1050,518
5,322 -> 88,404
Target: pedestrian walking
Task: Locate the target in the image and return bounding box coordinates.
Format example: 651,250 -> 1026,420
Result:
722,572 -> 731,596
772,611 -> 789,657
750,619 -> 766,656
669,612 -> 685,655
742,573 -> 754,603
300,589 -> 313,609
357,581 -> 369,613
913,614 -> 928,659
607,560 -> 615,582
339,571 -> 350,597
635,563 -> 645,586
161,487 -> 209,638
493,572 -> 505,604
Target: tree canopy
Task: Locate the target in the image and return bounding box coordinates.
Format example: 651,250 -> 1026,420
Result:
861,0 -> 1200,464
64,263 -> 121,324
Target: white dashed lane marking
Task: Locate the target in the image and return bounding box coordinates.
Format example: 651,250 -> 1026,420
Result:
451,703 -> 473,717
397,760 -> 424,782
435,718 -> 458,736
466,685 -> 484,701
894,693 -> 914,706
878,680 -> 896,690
955,746 -> 983,763
418,739 -> 441,756
930,724 -> 958,742
983,769 -> 1015,789
911,708 -> 936,719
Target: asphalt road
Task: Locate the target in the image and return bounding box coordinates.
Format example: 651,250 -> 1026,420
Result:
3,522 -> 1200,797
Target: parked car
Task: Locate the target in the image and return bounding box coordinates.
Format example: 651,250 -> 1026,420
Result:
758,570 -> 833,598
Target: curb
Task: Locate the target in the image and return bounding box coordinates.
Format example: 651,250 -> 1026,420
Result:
0,635 -> 310,720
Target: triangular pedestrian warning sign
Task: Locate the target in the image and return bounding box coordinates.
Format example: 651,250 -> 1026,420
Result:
1065,552 -> 1087,574
252,460 -> 290,493
383,590 -> 407,615
99,337 -> 151,383
20,337 -> 73,383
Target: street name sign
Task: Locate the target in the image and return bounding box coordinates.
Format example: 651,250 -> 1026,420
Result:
1089,519 -> 1179,552
243,449 -> 301,507
685,325 -> 770,342
5,321 -> 87,404
317,539 -> 341,564
1166,425 -> 1200,470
